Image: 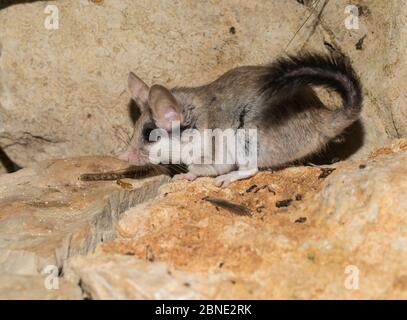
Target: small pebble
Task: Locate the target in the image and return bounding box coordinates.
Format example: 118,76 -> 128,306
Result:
276,199 -> 293,208
295,217 -> 307,223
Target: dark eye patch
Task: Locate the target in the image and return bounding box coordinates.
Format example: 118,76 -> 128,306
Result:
142,122 -> 158,143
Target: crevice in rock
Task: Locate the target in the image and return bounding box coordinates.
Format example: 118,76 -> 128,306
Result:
0,147 -> 21,173
22,132 -> 64,144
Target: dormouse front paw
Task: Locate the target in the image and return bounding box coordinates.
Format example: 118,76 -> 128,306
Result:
214,168 -> 259,187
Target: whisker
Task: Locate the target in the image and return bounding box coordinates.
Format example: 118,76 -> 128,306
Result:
116,125 -> 132,143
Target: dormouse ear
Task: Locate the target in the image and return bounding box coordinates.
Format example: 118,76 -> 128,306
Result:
148,84 -> 183,131
128,72 -> 149,108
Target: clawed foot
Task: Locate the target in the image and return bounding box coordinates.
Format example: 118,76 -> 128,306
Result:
172,173 -> 197,182
214,168 -> 258,187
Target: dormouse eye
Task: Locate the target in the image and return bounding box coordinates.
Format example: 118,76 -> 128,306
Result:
142,122 -> 157,143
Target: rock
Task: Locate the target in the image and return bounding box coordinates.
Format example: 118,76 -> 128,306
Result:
298,0 -> 406,153
0,156 -> 169,275
65,254 -> 258,300
1,0 -> 404,170
0,273 -> 82,300
0,0 -> 322,168
78,139 -> 407,299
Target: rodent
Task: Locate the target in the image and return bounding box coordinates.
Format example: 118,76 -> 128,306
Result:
119,52 -> 362,187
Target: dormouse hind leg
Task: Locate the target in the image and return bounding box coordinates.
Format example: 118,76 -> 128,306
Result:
214,166 -> 258,187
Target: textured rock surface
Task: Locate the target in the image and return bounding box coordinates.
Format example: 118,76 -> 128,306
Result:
0,0 -> 406,297
70,140 -> 407,299
0,273 -> 82,300
0,156 -> 169,275
1,0 -> 405,172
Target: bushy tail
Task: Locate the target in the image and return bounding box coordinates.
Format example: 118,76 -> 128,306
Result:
263,52 -> 363,122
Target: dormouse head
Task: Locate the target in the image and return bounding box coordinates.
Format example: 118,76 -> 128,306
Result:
119,72 -> 184,165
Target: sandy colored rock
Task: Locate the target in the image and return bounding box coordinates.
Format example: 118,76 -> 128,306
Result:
0,156 -> 169,275
0,273 -> 82,300
89,140 -> 407,299
0,0 -> 323,168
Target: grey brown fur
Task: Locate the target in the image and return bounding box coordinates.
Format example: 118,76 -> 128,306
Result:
120,52 -> 362,187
